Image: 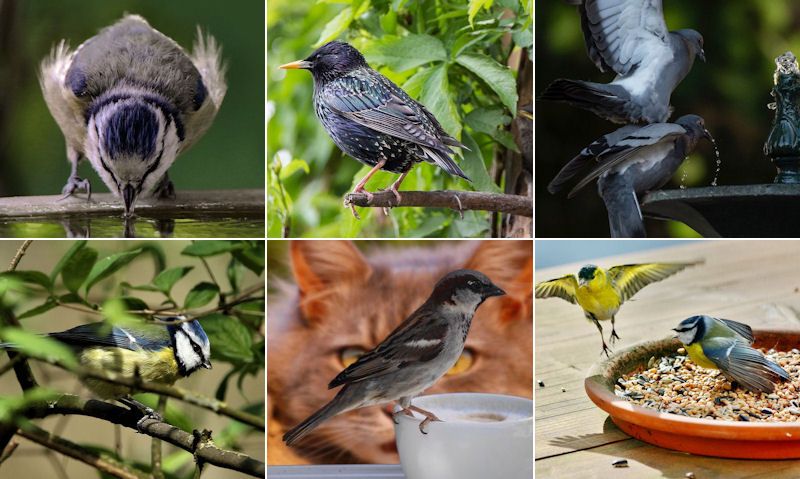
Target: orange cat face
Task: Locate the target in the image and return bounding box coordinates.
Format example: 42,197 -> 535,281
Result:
268,240 -> 532,464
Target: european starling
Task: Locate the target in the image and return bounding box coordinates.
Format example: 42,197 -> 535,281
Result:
280,41 -> 470,217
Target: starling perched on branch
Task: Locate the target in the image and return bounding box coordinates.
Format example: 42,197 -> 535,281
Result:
280,41 -> 470,217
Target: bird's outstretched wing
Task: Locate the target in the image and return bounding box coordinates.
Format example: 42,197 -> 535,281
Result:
566,122 -> 686,197
609,261 -> 700,302
328,308 -> 448,389
702,337 -> 789,393
535,275 -> 579,304
571,0 -> 671,76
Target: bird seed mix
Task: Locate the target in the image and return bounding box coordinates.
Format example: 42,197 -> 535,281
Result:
616,348 -> 800,422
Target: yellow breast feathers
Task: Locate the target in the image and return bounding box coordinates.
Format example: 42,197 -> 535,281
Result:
79,347 -> 179,399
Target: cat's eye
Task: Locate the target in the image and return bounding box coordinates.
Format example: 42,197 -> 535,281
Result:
446,349 -> 474,376
339,347 -> 366,368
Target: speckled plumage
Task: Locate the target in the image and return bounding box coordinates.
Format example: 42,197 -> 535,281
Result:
287,41 -> 469,180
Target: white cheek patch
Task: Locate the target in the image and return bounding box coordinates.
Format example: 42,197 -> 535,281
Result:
174,331 -> 202,372
405,338 -> 442,348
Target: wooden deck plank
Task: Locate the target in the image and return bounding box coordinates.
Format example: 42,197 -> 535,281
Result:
535,241 -> 800,476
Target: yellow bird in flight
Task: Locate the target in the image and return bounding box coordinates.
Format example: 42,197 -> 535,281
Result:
536,261 -> 702,355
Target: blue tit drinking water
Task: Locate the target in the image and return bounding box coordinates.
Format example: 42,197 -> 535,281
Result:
0,316 -> 211,414
40,15 -> 227,216
673,315 -> 790,393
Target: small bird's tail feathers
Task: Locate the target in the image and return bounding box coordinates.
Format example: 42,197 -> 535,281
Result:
421,146 -> 471,182
283,397 -> 347,446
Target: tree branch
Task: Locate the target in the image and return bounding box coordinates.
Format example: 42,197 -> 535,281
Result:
63,365 -> 265,430
344,190 -> 533,217
17,423 -> 147,479
24,394 -> 265,478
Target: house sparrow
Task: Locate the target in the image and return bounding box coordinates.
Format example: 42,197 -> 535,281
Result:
282,269 -> 506,446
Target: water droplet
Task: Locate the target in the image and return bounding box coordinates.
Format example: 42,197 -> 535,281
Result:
707,131 -> 722,187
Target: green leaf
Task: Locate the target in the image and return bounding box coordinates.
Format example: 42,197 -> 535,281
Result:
0,328 -> 77,369
460,131 -> 501,193
181,241 -> 240,257
232,244 -> 265,276
84,249 -> 144,294
0,271 -> 52,292
278,159 -> 310,180
199,314 -> 254,364
468,0 -> 494,27
401,67 -> 435,99
50,240 -> 87,281
362,34 -> 447,72
184,282 -> 220,310
314,7 -> 353,47
456,53 -> 518,114
227,258 -> 243,293
152,266 -> 194,295
102,299 -> 144,329
420,64 -> 461,139
117,296 -> 149,312
61,247 -> 98,293
17,299 -> 57,320
464,107 -> 511,135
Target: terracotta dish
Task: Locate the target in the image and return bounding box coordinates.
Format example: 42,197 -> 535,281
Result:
585,329 -> 800,459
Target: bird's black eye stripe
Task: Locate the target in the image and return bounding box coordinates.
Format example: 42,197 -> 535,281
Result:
190,340 -> 202,355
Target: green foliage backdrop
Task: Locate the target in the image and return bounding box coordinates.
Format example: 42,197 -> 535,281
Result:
268,0 -> 532,238
0,240 -> 264,478
0,0 -> 264,197
537,0 -> 800,238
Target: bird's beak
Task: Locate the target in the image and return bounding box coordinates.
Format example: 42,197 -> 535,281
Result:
486,285 -> 506,297
122,184 -> 137,217
703,128 -> 714,142
203,360 -> 212,370
280,59 -> 312,70
699,49 -> 706,63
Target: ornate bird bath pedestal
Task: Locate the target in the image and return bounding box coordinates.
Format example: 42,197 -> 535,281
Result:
641,52 -> 800,237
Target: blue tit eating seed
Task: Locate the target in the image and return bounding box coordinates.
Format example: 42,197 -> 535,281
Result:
536,261 -> 701,356
673,315 -> 790,393
0,316 -> 211,418
40,15 -> 227,216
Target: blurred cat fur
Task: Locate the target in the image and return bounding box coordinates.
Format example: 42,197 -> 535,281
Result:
267,240 -> 533,465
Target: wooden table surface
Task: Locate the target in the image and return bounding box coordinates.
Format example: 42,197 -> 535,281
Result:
535,241 -> 800,478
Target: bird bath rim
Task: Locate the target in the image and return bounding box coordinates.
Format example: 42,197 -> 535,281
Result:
585,329 -> 800,459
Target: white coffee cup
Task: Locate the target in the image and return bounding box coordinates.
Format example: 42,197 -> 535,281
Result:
394,393 -> 533,479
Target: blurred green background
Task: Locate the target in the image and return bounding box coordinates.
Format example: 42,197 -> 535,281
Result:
268,0 -> 532,238
537,0 -> 800,238
0,0 -> 264,197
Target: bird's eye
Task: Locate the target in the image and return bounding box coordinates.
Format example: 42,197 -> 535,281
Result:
446,349 -> 474,376
339,347 -> 366,368
191,342 -> 202,356
467,280 -> 477,287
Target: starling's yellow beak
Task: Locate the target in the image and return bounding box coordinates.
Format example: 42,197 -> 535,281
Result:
279,59 -> 312,70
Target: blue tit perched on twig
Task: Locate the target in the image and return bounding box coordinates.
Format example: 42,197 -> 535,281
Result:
39,15 -> 227,216
536,261 -> 701,356
673,315 -> 790,393
0,316 -> 211,421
